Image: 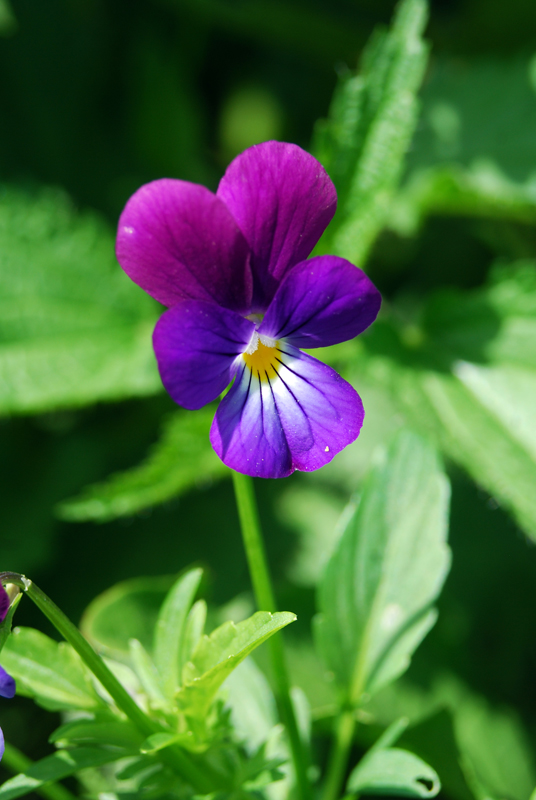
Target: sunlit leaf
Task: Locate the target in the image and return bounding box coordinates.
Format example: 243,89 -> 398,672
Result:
347,747 -> 440,797
0,627 -> 104,712
314,430 -> 450,701
49,718 -> 143,750
178,611 -> 296,719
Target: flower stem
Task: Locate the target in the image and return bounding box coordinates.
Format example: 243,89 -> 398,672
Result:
1,742 -> 77,800
0,572 -> 212,794
230,472 -> 311,800
320,708 -> 356,800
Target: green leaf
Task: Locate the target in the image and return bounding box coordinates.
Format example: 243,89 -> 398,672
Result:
178,611 -> 296,719
80,575 -> 174,658
153,568 -> 203,698
129,638 -> 167,707
57,408 -> 227,522
223,657 -> 278,752
0,747 -> 135,800
179,599 -> 207,679
314,430 -> 450,702
314,0 -> 429,266
347,748 -> 440,797
49,719 -> 143,750
0,627 -> 104,712
0,185 -> 160,416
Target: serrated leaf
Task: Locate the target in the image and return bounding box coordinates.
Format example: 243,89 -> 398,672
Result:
315,430 -> 450,702
314,0 -> 429,266
347,747 -> 440,797
0,627 -> 104,712
57,407 -> 227,522
0,747 -> 136,800
80,575 -> 174,658
0,185 -> 160,415
178,611 -> 296,719
153,568 -> 203,698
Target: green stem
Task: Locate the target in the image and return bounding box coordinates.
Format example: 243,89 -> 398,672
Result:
321,709 -> 356,800
230,472 -> 311,800
1,742 -> 77,800
0,572 -> 212,794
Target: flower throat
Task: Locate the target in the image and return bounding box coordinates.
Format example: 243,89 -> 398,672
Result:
243,332 -> 280,381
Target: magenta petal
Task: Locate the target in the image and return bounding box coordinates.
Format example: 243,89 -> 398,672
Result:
258,256 -> 381,348
0,727 -> 4,761
153,301 -> 255,410
0,666 -> 15,700
0,586 -> 8,624
217,141 -> 337,309
117,179 -> 253,313
210,345 -> 363,477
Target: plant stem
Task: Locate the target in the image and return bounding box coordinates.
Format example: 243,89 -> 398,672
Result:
321,709 -> 356,800
0,572 -> 212,794
230,472 -> 311,800
1,742 -> 77,800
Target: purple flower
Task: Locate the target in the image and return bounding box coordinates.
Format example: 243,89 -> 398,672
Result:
0,584 -> 16,763
116,141 -> 381,478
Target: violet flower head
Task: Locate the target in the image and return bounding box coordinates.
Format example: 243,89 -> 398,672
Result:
117,141 -> 381,478
0,584 -> 16,763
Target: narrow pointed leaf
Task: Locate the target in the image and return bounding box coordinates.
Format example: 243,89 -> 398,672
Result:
153,568 -> 203,698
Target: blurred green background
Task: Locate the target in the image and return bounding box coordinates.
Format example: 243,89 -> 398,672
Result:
2,0 -> 536,792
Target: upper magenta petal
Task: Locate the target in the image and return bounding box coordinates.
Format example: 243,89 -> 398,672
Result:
116,179 -> 253,313
258,255 -> 381,348
217,141 -> 337,310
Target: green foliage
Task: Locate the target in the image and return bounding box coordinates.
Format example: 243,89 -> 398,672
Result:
356,261 -> 536,539
0,627 -> 104,712
347,747 -> 440,797
313,0 -> 429,266
315,430 -> 450,702
178,611 -> 296,720
0,748 -> 138,800
58,408 -> 227,522
0,186 -> 161,416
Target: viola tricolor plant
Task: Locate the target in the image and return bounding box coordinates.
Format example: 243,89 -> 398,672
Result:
116,141 -> 381,478
0,584 -> 16,763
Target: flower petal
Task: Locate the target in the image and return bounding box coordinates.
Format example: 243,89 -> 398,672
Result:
0,585 -> 8,624
0,727 -> 4,762
210,345 -> 363,477
0,665 -> 15,700
153,301 -> 255,410
258,255 -> 381,347
117,179 -> 253,313
217,141 -> 337,310
210,361 -> 293,478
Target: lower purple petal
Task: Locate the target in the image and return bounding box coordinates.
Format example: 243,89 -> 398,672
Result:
0,665 -> 15,699
210,345 -> 363,477
153,301 -> 255,410
210,362 -> 293,478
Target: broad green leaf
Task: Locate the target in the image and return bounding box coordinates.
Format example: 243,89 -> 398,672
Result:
0,747 -> 135,800
314,0 -> 429,266
57,408 -> 227,522
347,748 -> 440,797
50,719 -> 143,750
0,186 -> 160,416
0,627 -> 103,712
139,731 -> 195,754
80,575 -> 174,658
314,430 -> 450,702
178,611 -> 296,719
153,568 -> 203,698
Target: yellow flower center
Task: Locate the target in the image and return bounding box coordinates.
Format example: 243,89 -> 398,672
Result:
243,334 -> 280,381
